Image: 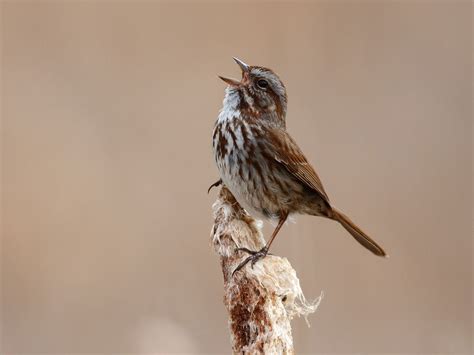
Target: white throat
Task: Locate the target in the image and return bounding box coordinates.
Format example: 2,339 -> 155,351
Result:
218,87 -> 241,124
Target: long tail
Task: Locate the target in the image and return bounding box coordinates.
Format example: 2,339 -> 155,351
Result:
331,208 -> 387,257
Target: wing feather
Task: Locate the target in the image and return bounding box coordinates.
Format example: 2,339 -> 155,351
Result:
268,129 -> 330,204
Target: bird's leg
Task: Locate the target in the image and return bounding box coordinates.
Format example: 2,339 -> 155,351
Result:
232,211 -> 289,276
207,179 -> 222,193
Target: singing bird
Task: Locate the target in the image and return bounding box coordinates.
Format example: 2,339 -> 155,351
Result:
211,58 -> 387,274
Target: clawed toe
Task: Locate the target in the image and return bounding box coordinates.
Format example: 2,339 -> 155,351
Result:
232,247 -> 269,276
207,179 -> 222,193
235,247 -> 257,255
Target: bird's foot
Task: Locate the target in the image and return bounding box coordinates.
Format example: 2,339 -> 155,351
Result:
207,179 -> 222,193
232,246 -> 269,276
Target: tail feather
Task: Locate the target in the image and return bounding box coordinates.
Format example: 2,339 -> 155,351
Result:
331,208 -> 387,257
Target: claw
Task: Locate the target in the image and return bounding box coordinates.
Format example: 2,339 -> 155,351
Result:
231,255 -> 254,276
235,247 -> 255,254
232,246 -> 269,276
207,179 -> 222,193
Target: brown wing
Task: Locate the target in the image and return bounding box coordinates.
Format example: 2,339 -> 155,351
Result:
268,128 -> 330,204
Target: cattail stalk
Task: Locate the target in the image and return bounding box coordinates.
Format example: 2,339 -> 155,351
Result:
211,187 -> 322,354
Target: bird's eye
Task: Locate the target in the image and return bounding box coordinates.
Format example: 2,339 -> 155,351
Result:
257,79 -> 269,89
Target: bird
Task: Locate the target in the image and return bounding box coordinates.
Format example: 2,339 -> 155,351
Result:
211,57 -> 387,275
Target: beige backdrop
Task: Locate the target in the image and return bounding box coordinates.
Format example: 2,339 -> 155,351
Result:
1,1 -> 472,354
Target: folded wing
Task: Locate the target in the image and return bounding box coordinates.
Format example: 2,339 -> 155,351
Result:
268,128 -> 330,205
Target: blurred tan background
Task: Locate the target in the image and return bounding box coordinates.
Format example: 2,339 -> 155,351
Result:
1,1 -> 472,354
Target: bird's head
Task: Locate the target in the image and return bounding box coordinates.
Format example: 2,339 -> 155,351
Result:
219,58 -> 287,122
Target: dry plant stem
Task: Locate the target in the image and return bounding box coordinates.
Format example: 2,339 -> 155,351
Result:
211,187 -> 321,354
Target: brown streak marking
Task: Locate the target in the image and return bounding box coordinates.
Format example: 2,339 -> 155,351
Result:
217,130 -> 228,159
239,121 -> 250,147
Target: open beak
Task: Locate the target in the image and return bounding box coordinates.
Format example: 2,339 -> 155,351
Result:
218,76 -> 240,87
219,57 -> 250,86
232,57 -> 249,73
